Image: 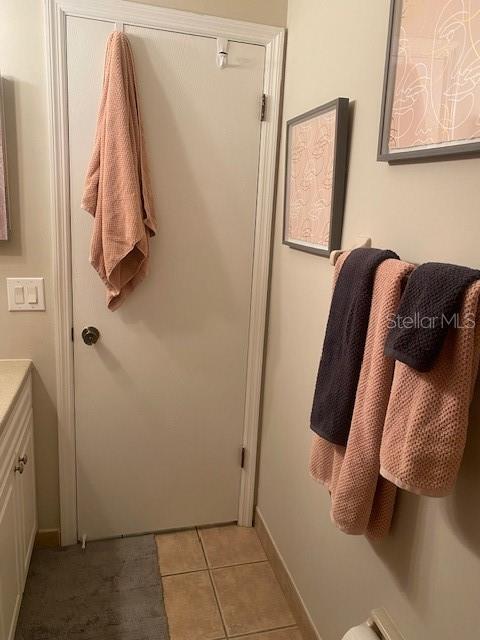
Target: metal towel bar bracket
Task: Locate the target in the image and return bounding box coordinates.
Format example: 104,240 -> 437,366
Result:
329,235 -> 372,266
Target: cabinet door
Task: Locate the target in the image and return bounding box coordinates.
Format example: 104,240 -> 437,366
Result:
17,414 -> 37,582
0,462 -> 22,640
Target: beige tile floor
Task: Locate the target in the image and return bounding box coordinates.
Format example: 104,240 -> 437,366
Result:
155,525 -> 302,640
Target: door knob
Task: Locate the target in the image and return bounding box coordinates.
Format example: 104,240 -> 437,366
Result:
14,462 -> 24,474
18,454 -> 28,465
82,326 -> 100,345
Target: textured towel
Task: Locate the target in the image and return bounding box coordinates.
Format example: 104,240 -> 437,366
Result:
310,255 -> 413,537
310,433 -> 398,538
330,258 -> 414,535
310,247 -> 399,446
380,280 -> 480,496
82,31 -> 156,310
384,263 -> 480,371
309,255 -> 349,522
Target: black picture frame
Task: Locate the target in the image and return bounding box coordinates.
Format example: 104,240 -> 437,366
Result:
0,77 -> 8,240
283,98 -> 349,257
378,0 -> 480,164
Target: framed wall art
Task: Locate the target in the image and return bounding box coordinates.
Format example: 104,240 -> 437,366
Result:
378,0 -> 480,163
0,76 -> 8,240
283,97 -> 349,257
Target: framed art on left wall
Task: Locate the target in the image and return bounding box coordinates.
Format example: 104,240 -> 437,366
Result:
0,76 -> 8,240
283,97 -> 349,257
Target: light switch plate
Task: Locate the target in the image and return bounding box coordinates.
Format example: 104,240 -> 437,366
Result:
7,278 -> 46,311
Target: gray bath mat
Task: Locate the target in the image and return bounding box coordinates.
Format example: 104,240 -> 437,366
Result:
15,534 -> 170,640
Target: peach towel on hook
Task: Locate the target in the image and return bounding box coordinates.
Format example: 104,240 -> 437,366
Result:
81,31 -> 156,310
310,253 -> 414,537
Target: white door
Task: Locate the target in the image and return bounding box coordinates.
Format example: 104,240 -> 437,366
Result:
67,17 -> 265,540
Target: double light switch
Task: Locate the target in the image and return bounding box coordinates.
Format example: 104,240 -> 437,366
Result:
7,278 -> 46,311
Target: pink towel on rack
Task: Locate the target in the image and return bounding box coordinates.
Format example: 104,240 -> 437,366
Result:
310,253 -> 413,537
330,258 -> 414,535
380,280 -> 480,496
81,31 -> 156,310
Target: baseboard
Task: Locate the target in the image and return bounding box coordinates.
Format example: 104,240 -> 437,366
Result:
35,528 -> 61,548
255,507 -> 322,640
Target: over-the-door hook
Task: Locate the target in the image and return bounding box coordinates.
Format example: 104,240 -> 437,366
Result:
216,38 -> 229,69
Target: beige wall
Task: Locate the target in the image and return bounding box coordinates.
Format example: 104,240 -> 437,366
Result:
0,0 -> 59,530
0,0 -> 286,532
257,1 -> 480,640
128,0 -> 287,26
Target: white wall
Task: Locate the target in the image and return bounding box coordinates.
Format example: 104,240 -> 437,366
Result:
257,1 -> 480,639
128,0 -> 287,26
0,0 -> 286,533
0,0 -> 59,530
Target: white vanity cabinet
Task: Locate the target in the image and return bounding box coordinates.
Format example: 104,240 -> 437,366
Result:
0,363 -> 37,640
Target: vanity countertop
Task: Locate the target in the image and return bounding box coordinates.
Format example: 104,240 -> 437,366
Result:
0,359 -> 32,436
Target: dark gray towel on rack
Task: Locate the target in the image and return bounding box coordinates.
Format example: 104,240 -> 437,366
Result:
310,247 -> 399,446
384,262 -> 480,372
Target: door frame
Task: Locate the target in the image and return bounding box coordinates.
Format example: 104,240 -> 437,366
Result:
44,0 -> 285,545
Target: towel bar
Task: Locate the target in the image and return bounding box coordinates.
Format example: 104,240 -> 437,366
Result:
330,236 -> 371,265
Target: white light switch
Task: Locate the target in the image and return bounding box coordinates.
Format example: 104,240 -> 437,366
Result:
14,286 -> 24,305
7,278 -> 45,311
26,285 -> 38,304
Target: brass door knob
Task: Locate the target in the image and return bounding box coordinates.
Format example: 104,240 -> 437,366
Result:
82,326 -> 100,345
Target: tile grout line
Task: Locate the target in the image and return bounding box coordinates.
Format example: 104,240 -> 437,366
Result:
161,567 -> 208,578
160,558 -> 269,578
196,527 -> 229,640
195,526 -> 209,567
207,569 -> 230,639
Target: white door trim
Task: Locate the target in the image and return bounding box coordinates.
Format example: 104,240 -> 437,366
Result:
44,0 -> 284,546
